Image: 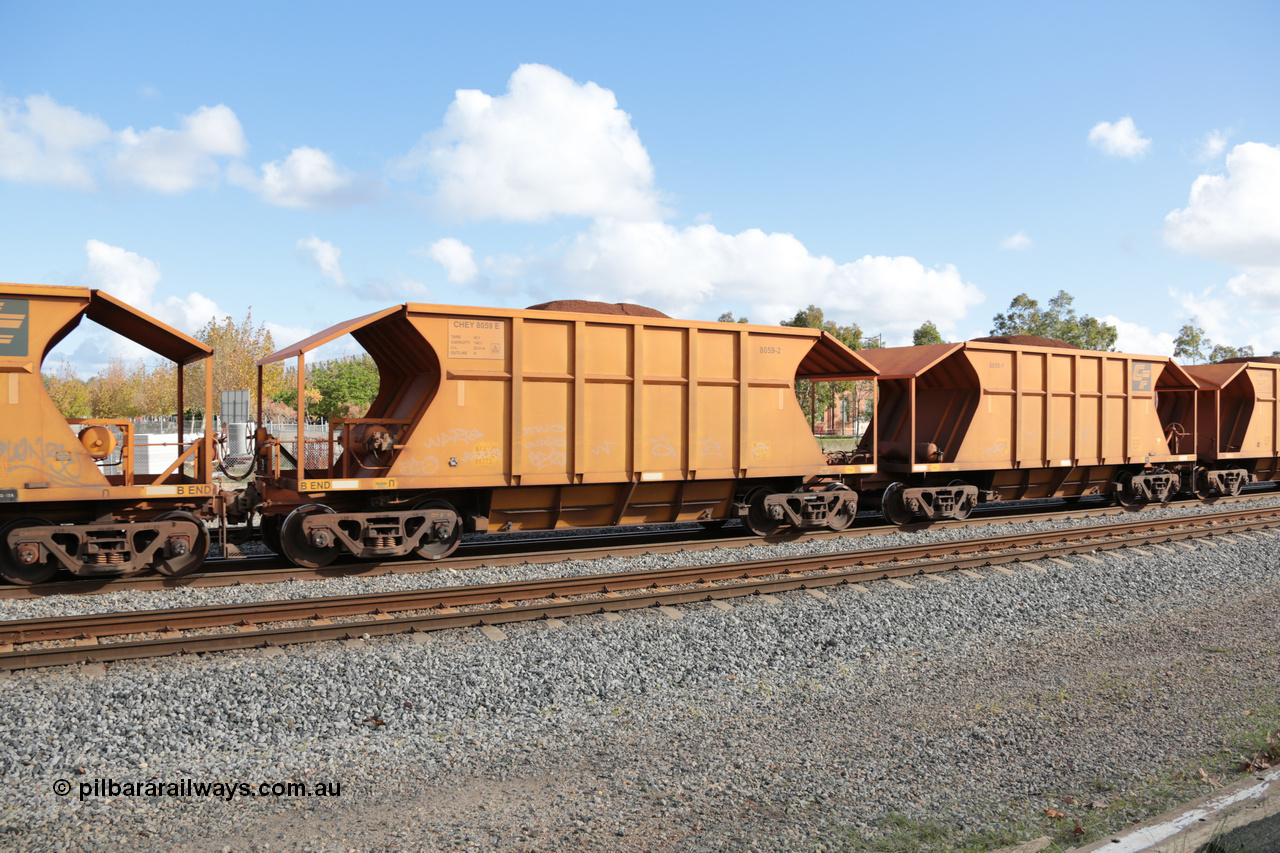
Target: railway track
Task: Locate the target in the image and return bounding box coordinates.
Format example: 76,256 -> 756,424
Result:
6,491 -> 1274,600
3,504 -> 1278,672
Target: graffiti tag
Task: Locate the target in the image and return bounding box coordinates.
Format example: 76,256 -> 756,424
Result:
0,438 -> 86,487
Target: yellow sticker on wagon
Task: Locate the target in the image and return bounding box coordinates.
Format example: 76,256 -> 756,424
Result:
142,485 -> 214,497
299,479 -> 360,491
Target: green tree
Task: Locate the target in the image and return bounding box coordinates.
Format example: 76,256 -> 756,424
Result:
310,355 -> 380,419
1173,322 -> 1208,363
1172,320 -> 1255,364
186,309 -> 283,419
274,355 -> 380,420
990,291 -> 1118,350
912,320 -> 944,346
781,305 -> 876,435
88,357 -> 140,418
273,364 -> 321,418
717,311 -> 749,323
42,358 -> 91,418
134,359 -> 176,416
1209,344 -> 1254,362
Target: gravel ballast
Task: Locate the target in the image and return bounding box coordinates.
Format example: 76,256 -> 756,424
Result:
0,505 -> 1278,851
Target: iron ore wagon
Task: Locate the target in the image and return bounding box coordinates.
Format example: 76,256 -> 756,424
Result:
847,336 -> 1201,523
0,283 -> 217,584
250,301 -> 879,566
1183,357 -> 1280,497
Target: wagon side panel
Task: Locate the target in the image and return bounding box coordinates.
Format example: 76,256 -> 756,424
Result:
1,290 -> 112,501
395,313 -> 512,486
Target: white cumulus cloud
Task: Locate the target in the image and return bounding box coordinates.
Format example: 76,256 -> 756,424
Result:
400,64 -> 661,222
46,240 -> 223,374
1088,116 -> 1151,159
423,238 -> 480,284
464,220 -> 983,342
1164,142 -> 1280,268
1000,230 -> 1032,250
0,93 -> 112,189
1165,142 -> 1280,351
229,146 -> 372,210
1104,316 -> 1174,356
295,236 -> 348,291
113,104 -> 247,193
83,239 -> 221,332
1225,267 -> 1280,313
0,92 -> 249,194
407,65 -> 985,339
1198,128 -> 1230,162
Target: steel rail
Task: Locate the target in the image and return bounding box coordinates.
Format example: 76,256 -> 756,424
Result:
5,492 -> 1273,600
2,506 -> 1278,671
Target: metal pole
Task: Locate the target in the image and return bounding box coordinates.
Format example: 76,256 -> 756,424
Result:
176,361 -> 184,450
296,354 -> 306,478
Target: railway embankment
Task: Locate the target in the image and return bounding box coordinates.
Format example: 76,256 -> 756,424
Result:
0,505 -> 1277,851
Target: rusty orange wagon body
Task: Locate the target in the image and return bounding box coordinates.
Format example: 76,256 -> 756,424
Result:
251,301 -> 878,565
848,338 -> 1201,523
0,283 -> 216,583
1183,357 -> 1280,497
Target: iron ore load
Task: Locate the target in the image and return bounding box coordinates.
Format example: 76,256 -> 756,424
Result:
1,283 -> 217,584
249,300 -> 879,566
7,279 -> 1280,581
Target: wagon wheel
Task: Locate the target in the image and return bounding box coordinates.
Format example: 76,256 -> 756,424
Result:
881,482 -> 915,526
259,513 -> 285,555
743,487 -> 781,537
412,499 -> 462,560
0,517 -> 58,585
822,483 -> 857,532
948,479 -> 974,521
1112,471 -> 1143,508
153,511 -> 210,577
281,504 -> 340,568
1190,467 -> 1214,501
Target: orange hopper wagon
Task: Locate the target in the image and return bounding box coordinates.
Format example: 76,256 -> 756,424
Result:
849,337 -> 1200,523
251,301 -> 878,566
0,283 -> 216,584
1183,357 -> 1280,497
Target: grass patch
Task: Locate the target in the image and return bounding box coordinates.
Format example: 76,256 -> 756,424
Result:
835,813 -> 1029,853
836,700 -> 1280,852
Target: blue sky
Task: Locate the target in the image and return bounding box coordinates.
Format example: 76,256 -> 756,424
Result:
3,1 -> 1278,372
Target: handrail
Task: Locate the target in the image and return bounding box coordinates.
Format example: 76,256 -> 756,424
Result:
151,440 -> 200,487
